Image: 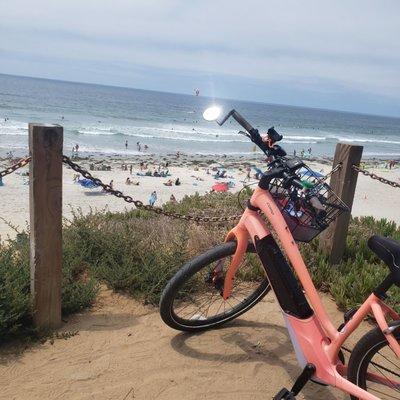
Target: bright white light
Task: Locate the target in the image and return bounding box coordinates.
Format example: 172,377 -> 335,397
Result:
203,105 -> 222,121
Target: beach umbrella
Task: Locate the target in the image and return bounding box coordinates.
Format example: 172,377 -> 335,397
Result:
212,182 -> 228,192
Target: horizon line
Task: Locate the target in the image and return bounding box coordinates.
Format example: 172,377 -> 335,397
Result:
1,72 -> 399,121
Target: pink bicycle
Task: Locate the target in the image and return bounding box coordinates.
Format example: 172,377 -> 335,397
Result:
159,106 -> 400,399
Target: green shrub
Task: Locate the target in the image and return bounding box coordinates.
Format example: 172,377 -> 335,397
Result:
0,238 -> 31,339
0,230 -> 98,341
302,217 -> 400,311
1,191 -> 399,341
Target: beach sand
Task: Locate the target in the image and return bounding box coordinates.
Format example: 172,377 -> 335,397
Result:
0,154 -> 399,240
0,285 -> 370,400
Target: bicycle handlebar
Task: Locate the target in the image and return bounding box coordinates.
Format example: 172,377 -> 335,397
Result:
216,109 -> 286,158
208,108 -> 327,217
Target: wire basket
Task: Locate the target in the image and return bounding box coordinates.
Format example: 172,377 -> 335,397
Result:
269,158 -> 349,242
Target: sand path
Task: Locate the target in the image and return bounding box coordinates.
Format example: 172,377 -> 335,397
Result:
0,287 -> 369,400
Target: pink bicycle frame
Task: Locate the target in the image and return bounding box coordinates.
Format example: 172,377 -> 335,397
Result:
223,186 -> 400,400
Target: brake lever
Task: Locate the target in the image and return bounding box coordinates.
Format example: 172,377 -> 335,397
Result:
238,130 -> 251,139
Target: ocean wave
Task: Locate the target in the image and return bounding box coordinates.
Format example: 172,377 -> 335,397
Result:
338,137 -> 400,145
363,152 -> 400,156
285,135 -> 326,141
0,122 -> 28,135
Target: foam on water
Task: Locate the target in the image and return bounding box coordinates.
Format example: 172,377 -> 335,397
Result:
0,74 -> 399,158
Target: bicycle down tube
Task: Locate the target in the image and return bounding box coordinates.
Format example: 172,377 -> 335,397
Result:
224,186 -> 400,400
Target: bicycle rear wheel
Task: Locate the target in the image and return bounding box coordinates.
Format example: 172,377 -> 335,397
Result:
347,322 -> 400,399
159,241 -> 270,331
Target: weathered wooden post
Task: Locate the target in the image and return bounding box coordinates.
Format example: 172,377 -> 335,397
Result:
319,143 -> 363,264
29,124 -> 63,330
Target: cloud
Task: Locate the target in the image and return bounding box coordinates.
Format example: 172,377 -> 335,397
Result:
1,0 -> 400,115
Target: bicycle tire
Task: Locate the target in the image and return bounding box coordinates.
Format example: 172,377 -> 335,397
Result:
347,321 -> 400,400
159,241 -> 270,332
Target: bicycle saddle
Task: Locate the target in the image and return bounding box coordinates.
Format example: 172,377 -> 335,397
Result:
368,235 -> 400,280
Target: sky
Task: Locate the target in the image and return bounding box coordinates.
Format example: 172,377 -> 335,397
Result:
1,0 -> 400,117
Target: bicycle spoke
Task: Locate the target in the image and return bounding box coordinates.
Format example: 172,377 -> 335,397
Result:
366,348 -> 400,397
169,249 -> 268,325
375,350 -> 400,374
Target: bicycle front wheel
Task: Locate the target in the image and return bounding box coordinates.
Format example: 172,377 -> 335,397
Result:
347,322 -> 400,399
159,241 -> 270,332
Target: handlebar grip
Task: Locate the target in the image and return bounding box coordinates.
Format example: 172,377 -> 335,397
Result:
231,110 -> 254,132
258,167 -> 284,190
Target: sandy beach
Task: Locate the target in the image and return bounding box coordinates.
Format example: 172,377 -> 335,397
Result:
0,154 -> 399,240
1,284 -> 374,400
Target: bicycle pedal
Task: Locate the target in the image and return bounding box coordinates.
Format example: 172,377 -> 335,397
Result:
273,388 -> 296,399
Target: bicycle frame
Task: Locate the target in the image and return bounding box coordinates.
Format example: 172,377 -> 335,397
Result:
223,186 -> 400,400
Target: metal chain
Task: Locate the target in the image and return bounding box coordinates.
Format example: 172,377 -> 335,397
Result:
0,155 -> 348,222
317,162 -> 342,184
352,164 -> 400,189
62,155 -> 242,223
0,157 -> 31,178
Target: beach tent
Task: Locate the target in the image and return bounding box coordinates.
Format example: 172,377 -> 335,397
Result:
212,182 -> 228,192
78,178 -> 98,189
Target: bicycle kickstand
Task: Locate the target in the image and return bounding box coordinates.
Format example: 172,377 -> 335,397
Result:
273,363 -> 316,399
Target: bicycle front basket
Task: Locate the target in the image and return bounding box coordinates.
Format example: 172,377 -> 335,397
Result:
269,160 -> 349,242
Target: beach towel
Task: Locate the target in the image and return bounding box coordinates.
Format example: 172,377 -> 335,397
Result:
212,182 -> 228,192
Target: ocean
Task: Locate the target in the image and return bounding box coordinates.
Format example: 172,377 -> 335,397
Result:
0,74 -> 399,159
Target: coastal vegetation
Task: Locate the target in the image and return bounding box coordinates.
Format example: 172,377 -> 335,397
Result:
0,192 -> 399,341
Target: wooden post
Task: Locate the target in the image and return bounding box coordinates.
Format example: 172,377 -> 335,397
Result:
319,143 -> 363,264
29,124 -> 63,330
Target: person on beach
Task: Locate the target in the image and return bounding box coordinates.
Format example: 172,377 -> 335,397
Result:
164,179 -> 173,186
129,164 -> 133,175
126,177 -> 131,185
125,140 -> 128,150
144,145 -> 148,151
175,178 -> 181,186
388,160 -> 397,169
137,142 -> 141,151
170,194 -> 177,203
75,144 -> 79,156
246,166 -> 251,179
109,180 -> 114,189
149,191 -> 157,206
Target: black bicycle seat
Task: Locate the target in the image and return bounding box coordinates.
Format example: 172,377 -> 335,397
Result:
368,235 -> 400,280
